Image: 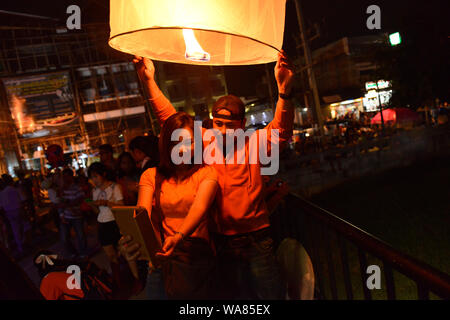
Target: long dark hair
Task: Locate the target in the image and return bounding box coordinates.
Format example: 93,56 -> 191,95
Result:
87,162 -> 107,179
117,151 -> 138,178
158,112 -> 201,180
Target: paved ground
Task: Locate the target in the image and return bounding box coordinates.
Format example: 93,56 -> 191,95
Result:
9,210 -> 147,299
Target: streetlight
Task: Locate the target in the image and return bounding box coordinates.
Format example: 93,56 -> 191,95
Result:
389,32 -> 402,46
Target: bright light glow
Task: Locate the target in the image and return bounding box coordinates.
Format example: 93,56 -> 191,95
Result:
366,80 -> 391,91
377,80 -> 391,89
183,29 -> 210,62
365,82 -> 377,91
303,108 -> 308,112
11,94 -> 36,135
389,32 -> 401,46
331,109 -> 336,119
363,89 -> 392,112
109,0 -> 286,65
341,99 -> 357,105
305,133 -> 310,137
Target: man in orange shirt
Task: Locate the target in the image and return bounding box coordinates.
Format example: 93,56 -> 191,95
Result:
133,52 -> 295,299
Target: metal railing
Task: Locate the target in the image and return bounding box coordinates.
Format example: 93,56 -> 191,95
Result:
270,193 -> 450,300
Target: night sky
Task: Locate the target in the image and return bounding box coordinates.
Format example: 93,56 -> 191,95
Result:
1,0 -> 448,97
2,0 -> 447,44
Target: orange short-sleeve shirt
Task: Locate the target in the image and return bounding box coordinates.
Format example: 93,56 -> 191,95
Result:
139,166 -> 218,241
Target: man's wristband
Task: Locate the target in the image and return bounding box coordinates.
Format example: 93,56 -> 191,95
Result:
279,92 -> 293,100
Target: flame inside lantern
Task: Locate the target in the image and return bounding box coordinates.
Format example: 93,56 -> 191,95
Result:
182,29 -> 210,62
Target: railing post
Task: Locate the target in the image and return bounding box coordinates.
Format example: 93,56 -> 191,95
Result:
324,230 -> 338,299
283,193 -> 450,300
338,235 -> 353,300
417,283 -> 429,300
358,249 -> 372,300
383,262 -> 396,300
310,220 -> 326,299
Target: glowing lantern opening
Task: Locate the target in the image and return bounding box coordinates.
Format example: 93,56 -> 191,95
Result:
109,0 -> 286,65
182,29 -> 210,62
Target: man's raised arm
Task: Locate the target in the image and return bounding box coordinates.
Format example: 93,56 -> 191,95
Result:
133,56 -> 176,125
266,51 -> 295,145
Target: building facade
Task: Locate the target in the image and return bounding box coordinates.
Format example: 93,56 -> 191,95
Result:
0,12 -> 227,175
295,34 -> 391,122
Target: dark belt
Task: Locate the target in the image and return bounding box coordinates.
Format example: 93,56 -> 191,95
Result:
212,227 -> 272,247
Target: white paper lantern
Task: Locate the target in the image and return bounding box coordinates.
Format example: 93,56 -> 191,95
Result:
109,0 -> 286,65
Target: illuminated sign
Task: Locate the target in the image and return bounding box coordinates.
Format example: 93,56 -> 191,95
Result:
2,72 -> 77,138
365,80 -> 391,91
363,90 -> 392,112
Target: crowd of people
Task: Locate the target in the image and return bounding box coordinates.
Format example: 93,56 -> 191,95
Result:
293,116 -> 383,156
5,47 -> 445,300
292,102 -> 450,158
0,171 -> 41,259
37,135 -> 159,293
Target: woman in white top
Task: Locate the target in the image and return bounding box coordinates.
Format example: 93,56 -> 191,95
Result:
88,162 -> 124,287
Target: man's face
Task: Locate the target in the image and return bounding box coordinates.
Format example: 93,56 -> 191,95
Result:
120,156 -> 135,172
212,109 -> 246,136
99,150 -> 113,163
212,109 -> 246,150
132,149 -> 146,163
90,172 -> 103,188
62,173 -> 73,186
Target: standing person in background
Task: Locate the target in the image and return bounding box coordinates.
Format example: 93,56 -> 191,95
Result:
0,178 -> 9,250
58,168 -> 87,259
16,170 -> 39,236
117,152 -> 140,206
0,174 -> 25,257
88,162 -> 124,289
41,172 -> 62,232
99,144 -> 119,182
76,169 -> 95,222
129,135 -> 159,176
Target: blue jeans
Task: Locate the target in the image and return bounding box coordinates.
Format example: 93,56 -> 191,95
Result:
60,218 -> 87,256
5,210 -> 24,253
161,237 -> 216,300
213,228 -> 285,300
145,268 -> 167,300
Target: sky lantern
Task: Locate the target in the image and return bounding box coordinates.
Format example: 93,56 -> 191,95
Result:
109,0 -> 286,65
